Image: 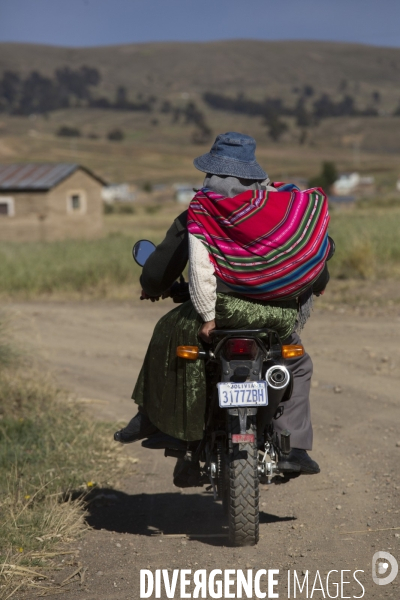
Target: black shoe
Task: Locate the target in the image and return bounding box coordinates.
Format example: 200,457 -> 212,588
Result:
173,458 -> 203,488
114,410 -> 158,444
278,448 -> 320,475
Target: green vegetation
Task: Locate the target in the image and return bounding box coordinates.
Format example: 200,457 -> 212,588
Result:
0,234 -> 142,298
107,128 -> 124,141
0,319 -> 121,597
309,161 -> 338,192
104,202 -> 136,215
0,205 -> 399,301
328,207 -> 400,279
57,125 -> 81,137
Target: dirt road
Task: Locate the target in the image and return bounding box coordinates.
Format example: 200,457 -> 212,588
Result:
7,300 -> 400,599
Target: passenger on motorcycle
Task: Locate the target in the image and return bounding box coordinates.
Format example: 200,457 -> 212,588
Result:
114,132 -> 331,481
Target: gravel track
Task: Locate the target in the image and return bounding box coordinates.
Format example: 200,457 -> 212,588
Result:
8,300 -> 400,599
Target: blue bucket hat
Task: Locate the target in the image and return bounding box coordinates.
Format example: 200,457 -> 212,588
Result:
193,132 -> 267,180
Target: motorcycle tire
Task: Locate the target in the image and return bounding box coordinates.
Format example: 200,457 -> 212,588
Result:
226,413 -> 259,546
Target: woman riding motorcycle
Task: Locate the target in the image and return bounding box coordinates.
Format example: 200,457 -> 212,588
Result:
114,132 -> 331,482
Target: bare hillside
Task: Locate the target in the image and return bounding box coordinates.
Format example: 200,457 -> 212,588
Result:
1,40 -> 400,106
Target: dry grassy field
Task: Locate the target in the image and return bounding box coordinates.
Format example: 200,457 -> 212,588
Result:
1,108 -> 400,187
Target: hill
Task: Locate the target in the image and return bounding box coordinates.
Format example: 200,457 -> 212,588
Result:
1,40 -> 400,187
1,40 -> 400,109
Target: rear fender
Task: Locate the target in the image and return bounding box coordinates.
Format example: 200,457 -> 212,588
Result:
220,354 -> 264,383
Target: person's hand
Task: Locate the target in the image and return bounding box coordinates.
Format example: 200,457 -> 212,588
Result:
199,319 -> 216,343
140,289 -> 160,302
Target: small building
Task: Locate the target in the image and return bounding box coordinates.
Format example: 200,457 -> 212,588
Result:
101,183 -> 135,204
0,163 -> 106,242
332,173 -> 375,197
332,172 -> 361,196
173,183 -> 196,204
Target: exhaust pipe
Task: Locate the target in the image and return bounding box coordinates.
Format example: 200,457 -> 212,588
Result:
265,365 -> 291,410
266,365 -> 290,390
257,365 -> 292,444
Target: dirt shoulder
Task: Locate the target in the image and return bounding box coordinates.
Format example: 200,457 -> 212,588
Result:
7,300 -> 400,600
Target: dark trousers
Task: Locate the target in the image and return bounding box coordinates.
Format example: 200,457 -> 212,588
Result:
273,332 -> 314,450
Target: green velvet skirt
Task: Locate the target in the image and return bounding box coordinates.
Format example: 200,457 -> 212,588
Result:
132,293 -> 298,441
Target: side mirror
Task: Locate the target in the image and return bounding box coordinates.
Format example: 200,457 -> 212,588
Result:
132,240 -> 156,267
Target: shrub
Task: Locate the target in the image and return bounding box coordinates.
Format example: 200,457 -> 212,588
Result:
144,204 -> 161,214
104,202 -> 136,215
56,125 -> 81,137
118,203 -> 135,214
107,128 -> 124,141
142,181 -> 153,193
103,202 -> 115,214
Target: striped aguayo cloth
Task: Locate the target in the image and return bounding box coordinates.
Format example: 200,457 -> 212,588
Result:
187,185 -> 330,301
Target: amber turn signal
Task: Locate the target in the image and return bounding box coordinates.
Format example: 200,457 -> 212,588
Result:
281,344 -> 304,359
176,345 -> 200,360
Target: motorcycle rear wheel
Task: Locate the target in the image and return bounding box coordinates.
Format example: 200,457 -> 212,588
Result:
226,414 -> 259,546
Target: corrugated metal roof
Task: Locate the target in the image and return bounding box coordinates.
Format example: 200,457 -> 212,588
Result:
0,164 -> 106,191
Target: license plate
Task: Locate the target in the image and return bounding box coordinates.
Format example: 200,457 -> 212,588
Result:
217,381 -> 268,407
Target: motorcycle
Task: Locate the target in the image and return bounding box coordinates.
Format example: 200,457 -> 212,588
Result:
132,239 -> 324,547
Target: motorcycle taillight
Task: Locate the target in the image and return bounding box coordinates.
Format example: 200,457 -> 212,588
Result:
224,338 -> 258,361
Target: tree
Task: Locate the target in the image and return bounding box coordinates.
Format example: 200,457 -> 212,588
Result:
372,90 -> 381,104
266,114 -> 288,142
308,161 -> 338,192
80,65 -> 101,87
0,71 -> 20,108
55,66 -> 100,100
184,101 -> 204,125
303,84 -> 314,97
313,93 -> 336,118
336,95 -> 356,116
294,98 -> 312,127
17,71 -> 66,114
115,86 -> 128,108
299,130 -> 308,146
160,100 -> 171,113
192,123 -> 213,145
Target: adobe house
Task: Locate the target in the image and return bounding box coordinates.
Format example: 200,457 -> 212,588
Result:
0,163 -> 106,242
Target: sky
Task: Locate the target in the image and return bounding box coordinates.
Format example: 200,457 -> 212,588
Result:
0,0 -> 399,48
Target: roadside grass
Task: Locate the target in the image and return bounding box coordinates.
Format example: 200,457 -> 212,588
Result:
0,319 -> 122,598
0,205 -> 178,300
328,206 -> 400,280
0,204 -> 400,301
0,233 -> 142,299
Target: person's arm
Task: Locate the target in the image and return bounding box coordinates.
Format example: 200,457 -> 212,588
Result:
140,210 -> 189,297
188,234 -> 217,341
